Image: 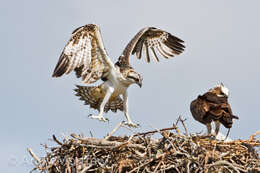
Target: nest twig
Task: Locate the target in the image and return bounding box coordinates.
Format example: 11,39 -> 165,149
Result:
28,116 -> 260,173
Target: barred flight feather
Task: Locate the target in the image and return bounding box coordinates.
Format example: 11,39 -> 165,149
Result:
150,47 -> 160,62
74,85 -> 123,113
117,27 -> 185,67
52,24 -> 109,84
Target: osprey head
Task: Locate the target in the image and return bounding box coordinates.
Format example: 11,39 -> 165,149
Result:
126,70 -> 142,88
219,83 -> 229,97
209,83 -> 229,97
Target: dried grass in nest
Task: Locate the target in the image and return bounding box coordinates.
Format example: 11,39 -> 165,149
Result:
28,117 -> 260,173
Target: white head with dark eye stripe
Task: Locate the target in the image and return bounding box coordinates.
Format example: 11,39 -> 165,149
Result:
209,83 -> 230,97
220,83 -> 229,96
126,71 -> 142,88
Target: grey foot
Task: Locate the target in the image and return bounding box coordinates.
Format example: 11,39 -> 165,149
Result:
202,133 -> 216,140
212,132 -> 218,137
207,133 -> 217,140
88,114 -> 109,122
123,121 -> 139,128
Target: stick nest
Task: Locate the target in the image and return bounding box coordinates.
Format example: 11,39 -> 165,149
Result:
28,120 -> 260,173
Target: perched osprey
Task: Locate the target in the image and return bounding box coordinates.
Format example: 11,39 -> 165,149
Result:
52,24 -> 185,127
190,83 -> 238,136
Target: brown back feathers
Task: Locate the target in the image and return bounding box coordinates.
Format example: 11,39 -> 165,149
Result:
190,86 -> 238,129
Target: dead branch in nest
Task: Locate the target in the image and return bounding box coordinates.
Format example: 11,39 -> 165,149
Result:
27,148 -> 41,164
133,126 -> 178,137
28,116 -> 260,173
71,133 -> 145,150
249,129 -> 260,141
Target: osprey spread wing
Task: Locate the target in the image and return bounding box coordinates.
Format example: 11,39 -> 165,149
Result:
52,24 -> 113,83
52,24 -> 185,127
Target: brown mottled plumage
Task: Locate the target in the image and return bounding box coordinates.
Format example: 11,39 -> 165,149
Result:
74,85 -> 123,113
52,24 -> 109,84
190,84 -> 238,136
52,24 -> 185,127
117,27 -> 185,67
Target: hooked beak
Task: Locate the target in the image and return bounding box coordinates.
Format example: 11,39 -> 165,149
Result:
137,79 -> 142,88
231,115 -> 239,119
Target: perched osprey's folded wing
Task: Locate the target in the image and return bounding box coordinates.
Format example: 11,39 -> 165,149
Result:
190,97 -> 212,124
200,92 -> 228,104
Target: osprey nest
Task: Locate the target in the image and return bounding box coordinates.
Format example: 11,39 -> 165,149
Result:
28,117 -> 260,173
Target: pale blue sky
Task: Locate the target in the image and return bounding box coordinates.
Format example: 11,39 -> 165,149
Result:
1,1 -> 260,172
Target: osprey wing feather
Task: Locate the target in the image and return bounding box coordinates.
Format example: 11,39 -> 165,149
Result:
52,24 -> 112,84
117,27 -> 185,66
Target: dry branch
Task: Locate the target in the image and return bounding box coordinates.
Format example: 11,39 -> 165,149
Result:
28,118 -> 260,173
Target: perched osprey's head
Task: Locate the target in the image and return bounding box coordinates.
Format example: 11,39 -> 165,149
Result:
126,70 -> 142,88
209,83 -> 229,97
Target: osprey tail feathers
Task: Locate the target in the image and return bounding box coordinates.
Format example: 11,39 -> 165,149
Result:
74,85 -> 124,113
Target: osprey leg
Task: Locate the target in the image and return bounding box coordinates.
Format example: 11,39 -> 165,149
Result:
214,120 -> 221,136
89,87 -> 114,122
122,92 -> 139,128
206,123 -> 212,135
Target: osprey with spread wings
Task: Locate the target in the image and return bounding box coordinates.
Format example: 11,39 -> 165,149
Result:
52,24 -> 185,127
